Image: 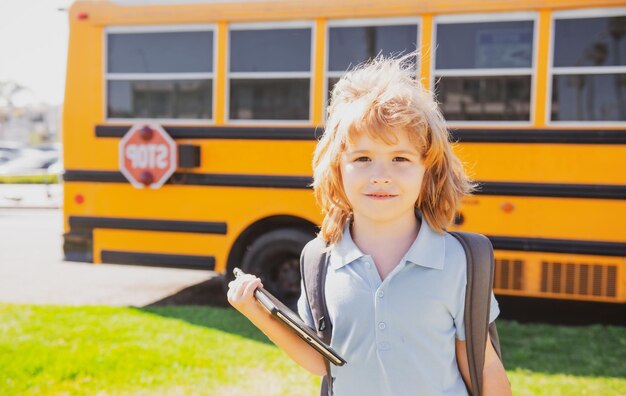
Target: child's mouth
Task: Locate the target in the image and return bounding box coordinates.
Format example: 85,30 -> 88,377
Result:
365,193 -> 398,200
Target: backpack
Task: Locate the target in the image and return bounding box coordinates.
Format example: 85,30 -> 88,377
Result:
300,231 -> 503,396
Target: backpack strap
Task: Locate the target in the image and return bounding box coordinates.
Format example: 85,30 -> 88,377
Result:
300,237 -> 333,396
450,231 -> 502,396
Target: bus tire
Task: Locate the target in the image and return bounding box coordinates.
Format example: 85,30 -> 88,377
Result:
240,228 -> 312,310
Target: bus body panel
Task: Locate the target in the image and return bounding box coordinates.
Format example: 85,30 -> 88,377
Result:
459,143 -> 626,185
459,196 -> 626,243
65,182 -> 321,271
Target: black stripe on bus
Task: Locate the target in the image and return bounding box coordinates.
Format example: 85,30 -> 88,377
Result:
96,125 -> 626,144
487,236 -> 626,257
64,170 -> 127,183
449,129 -> 626,144
173,173 -> 312,188
473,182 -> 626,200
69,216 -> 227,234
63,170 -> 312,189
101,250 -> 215,270
96,125 -> 321,140
62,170 -> 626,199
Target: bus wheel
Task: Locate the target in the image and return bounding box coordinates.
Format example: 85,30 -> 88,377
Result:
241,228 -> 312,310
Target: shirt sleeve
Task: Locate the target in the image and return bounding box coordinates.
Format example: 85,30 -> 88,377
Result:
488,291 -> 500,323
297,279 -> 315,329
454,291 -> 500,341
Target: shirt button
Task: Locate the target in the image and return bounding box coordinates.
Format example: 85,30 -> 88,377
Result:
365,262 -> 371,269
377,291 -> 384,298
378,322 -> 386,330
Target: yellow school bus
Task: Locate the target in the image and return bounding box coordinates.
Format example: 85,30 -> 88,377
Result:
63,0 -> 626,308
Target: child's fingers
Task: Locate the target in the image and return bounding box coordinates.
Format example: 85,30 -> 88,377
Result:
226,280 -> 239,301
232,280 -> 248,300
227,274 -> 259,301
242,277 -> 262,299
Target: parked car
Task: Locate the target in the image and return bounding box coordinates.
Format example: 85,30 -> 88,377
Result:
47,158 -> 64,178
35,142 -> 62,152
0,151 -> 13,165
0,147 -> 59,176
0,141 -> 26,165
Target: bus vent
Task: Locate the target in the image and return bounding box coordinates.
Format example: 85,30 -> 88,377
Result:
494,259 -> 524,290
540,262 -> 618,298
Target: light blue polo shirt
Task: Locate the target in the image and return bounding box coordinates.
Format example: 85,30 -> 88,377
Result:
297,218 -> 500,396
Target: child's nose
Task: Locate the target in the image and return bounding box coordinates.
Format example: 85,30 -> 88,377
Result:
369,163 -> 391,184
370,175 -> 391,184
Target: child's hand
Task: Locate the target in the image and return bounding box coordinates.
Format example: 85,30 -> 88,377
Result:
227,273 -> 264,317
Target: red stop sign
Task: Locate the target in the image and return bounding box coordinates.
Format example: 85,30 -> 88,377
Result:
119,124 -> 177,189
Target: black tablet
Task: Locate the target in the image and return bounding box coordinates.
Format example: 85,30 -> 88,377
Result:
234,268 -> 346,367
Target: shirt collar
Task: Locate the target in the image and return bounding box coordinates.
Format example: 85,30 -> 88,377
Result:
403,218 -> 446,270
329,224 -> 366,270
329,213 -> 446,271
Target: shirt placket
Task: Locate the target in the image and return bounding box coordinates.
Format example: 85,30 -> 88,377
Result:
362,256 -> 392,353
375,260 -> 409,353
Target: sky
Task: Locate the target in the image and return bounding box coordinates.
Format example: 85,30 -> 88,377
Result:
0,0 -> 269,107
0,0 -> 72,106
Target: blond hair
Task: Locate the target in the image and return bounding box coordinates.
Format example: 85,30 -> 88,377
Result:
312,54 -> 476,244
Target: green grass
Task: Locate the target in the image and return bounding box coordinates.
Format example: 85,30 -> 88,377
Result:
0,303 -> 624,395
501,321 -> 626,395
0,174 -> 58,184
0,304 -> 318,396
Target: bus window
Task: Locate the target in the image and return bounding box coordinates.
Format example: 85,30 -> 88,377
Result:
327,19 -> 419,100
433,15 -> 535,122
106,28 -> 214,120
551,11 -> 626,122
228,24 -> 312,121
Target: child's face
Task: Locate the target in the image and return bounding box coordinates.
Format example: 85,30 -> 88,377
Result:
340,128 -> 425,225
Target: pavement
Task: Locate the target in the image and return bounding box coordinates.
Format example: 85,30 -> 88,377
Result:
0,183 -> 62,209
0,192 -> 223,306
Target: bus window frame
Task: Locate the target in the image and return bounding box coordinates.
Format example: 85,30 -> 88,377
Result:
324,16 -> 421,122
431,11 -> 539,127
547,6 -> 626,127
226,20 -> 315,125
104,24 -> 217,124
